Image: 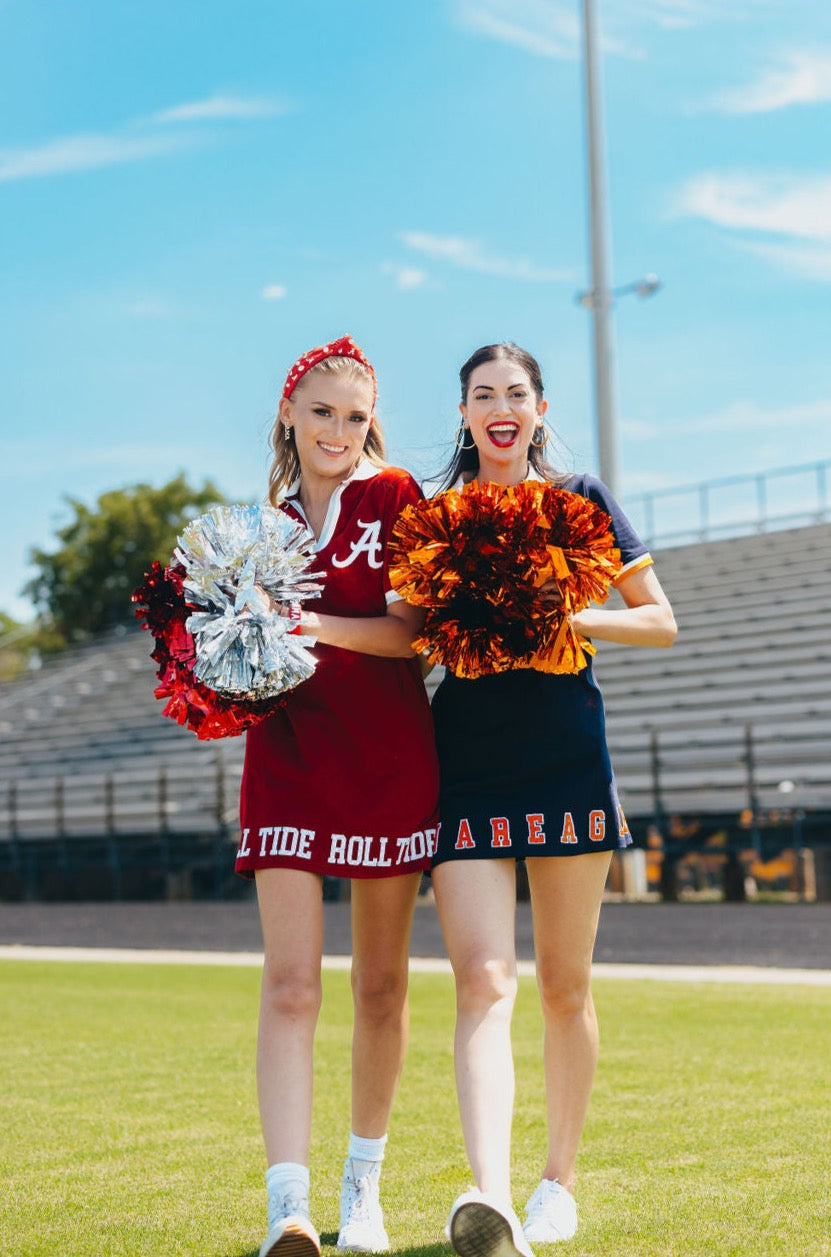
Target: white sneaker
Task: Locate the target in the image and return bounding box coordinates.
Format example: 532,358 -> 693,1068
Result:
259,1213 -> 321,1257
522,1180 -> 577,1243
447,1189 -> 534,1257
336,1158 -> 390,1252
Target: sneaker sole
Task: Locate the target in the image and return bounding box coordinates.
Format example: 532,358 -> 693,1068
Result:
450,1202 -> 519,1257
260,1222 -> 321,1257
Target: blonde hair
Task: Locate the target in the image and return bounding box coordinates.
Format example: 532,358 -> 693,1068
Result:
267,356 -> 386,505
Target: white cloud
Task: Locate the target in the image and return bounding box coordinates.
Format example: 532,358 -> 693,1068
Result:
674,171 -> 831,240
612,0 -> 715,29
381,263 -> 428,290
629,397 -> 831,440
707,49 -> 831,114
672,171 -> 831,279
0,93 -> 286,184
614,0 -> 786,28
401,230 -> 573,282
456,0 -> 580,60
262,284 -> 288,301
152,94 -> 288,124
455,0 -> 779,62
704,398 -> 831,433
0,131 -> 186,183
737,239 -> 831,282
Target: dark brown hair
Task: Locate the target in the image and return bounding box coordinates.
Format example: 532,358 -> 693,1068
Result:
435,342 -> 564,491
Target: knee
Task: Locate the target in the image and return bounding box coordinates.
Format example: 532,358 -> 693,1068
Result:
455,957 -> 517,1018
261,962 -> 322,1022
351,963 -> 408,1025
352,966 -> 407,1024
536,962 -> 592,1021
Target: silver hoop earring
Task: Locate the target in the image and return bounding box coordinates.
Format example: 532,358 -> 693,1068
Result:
455,422 -> 476,451
531,424 -> 549,448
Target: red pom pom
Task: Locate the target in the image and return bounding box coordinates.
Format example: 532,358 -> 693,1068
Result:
132,562 -> 283,739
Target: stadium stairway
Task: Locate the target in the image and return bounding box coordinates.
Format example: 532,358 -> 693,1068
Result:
1,520 -> 830,872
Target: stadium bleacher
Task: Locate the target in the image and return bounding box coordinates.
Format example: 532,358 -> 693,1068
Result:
601,521 -> 831,820
1,520 -> 829,899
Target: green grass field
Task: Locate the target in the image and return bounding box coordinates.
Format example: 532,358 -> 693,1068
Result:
1,959 -> 829,1257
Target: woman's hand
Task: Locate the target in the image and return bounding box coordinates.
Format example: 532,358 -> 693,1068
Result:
290,599 -> 426,658
277,601 -> 304,633
256,584 -> 420,656
537,577 -> 564,608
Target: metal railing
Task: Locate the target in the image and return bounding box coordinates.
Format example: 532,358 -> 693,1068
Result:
627,459 -> 831,548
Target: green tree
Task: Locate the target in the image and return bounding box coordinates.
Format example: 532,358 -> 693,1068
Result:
0,611 -> 33,679
24,474 -> 227,644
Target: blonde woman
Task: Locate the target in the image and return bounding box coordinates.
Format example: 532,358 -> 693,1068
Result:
237,337 -> 439,1257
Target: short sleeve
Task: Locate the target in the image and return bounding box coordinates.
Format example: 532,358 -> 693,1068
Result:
380,468 -> 424,603
566,473 -> 653,582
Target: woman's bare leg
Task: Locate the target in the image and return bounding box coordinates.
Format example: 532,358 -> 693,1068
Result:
255,867 -> 324,1164
432,858 -> 518,1202
526,851 -> 612,1192
349,872 -> 422,1135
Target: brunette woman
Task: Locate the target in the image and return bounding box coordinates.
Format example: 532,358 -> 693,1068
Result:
429,342 -> 676,1256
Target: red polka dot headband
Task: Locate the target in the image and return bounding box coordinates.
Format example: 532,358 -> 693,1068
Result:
281,335 -> 377,404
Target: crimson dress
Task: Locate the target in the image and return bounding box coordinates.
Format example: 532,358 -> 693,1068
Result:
236,462 -> 439,880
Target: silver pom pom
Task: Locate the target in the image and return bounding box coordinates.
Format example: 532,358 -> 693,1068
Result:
173,504 -> 323,700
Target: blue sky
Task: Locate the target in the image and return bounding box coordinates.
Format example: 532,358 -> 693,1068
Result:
2,0 -> 830,622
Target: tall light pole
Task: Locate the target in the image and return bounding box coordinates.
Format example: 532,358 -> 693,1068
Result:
579,0 -> 660,501
581,0 -> 619,496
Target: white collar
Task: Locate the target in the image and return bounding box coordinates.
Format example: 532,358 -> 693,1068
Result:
285,457 -> 379,500
284,459 -> 381,551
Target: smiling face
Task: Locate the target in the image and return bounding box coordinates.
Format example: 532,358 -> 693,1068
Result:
460,357 -> 547,485
279,365 -> 375,489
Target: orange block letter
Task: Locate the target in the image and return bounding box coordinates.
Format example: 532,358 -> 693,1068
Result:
490,816 -> 511,848
455,818 -> 475,850
559,812 -> 578,844
526,814 -> 546,845
589,810 -> 606,842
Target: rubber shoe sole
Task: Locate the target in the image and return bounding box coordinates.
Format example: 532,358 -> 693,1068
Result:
449,1198 -> 530,1257
260,1214 -> 321,1257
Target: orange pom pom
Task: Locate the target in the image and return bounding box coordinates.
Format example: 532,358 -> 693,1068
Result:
389,481 -> 621,678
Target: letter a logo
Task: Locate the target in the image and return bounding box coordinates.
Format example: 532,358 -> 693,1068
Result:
559,812 -> 578,844
332,519 -> 383,569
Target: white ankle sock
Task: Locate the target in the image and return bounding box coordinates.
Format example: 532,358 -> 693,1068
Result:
346,1131 -> 387,1180
266,1161 -> 310,1228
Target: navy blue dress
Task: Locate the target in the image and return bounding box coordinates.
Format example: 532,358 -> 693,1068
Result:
431,474 -> 652,865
